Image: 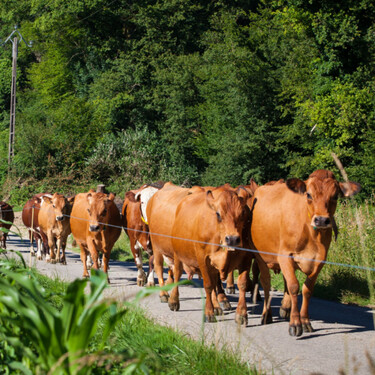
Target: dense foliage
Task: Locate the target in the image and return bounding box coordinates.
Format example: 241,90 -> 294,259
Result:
0,0 -> 374,196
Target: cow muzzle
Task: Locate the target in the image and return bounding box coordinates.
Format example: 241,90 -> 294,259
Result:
225,235 -> 240,247
311,215 -> 331,228
56,216 -> 64,222
89,224 -> 101,232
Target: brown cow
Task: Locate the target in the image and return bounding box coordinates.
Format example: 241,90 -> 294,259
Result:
250,169 -> 361,336
122,184 -> 160,286
147,183 -> 252,323
0,202 -> 14,249
22,193 -> 49,260
38,193 -> 74,264
70,190 -> 122,280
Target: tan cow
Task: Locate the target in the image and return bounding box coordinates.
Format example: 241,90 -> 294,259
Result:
38,193 -> 74,264
250,169 -> 361,336
70,190 -> 122,280
147,183 -> 252,323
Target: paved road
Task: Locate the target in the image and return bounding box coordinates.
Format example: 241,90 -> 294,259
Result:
3,228 -> 375,375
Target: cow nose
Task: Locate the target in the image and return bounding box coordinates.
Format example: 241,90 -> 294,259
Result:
225,235 -> 240,247
89,225 -> 101,232
314,216 -> 331,227
56,216 -> 64,221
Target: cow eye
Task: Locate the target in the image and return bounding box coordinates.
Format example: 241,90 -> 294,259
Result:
216,212 -> 222,222
87,208 -> 91,215
102,209 -> 108,216
52,204 -> 56,208
306,192 -> 312,200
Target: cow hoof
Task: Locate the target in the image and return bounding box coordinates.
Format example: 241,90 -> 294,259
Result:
289,324 -> 303,337
235,314 -> 248,326
261,312 -> 273,325
204,315 -> 217,323
146,281 -> 155,287
160,295 -> 169,303
302,323 -> 314,333
137,279 -> 145,287
219,300 -> 232,311
226,286 -> 236,294
51,260 -> 57,264
280,307 -> 291,320
168,301 -> 180,311
214,307 -> 223,316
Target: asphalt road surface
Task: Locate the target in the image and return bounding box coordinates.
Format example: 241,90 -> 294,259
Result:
3,219 -> 375,375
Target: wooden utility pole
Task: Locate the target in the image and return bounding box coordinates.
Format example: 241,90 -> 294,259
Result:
1,26 -> 32,169
8,37 -> 18,166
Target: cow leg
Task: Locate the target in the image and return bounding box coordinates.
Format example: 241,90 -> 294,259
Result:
301,262 -> 324,333
168,258 -> 183,311
249,260 -> 262,302
36,237 -> 43,260
47,233 -> 56,264
235,267 -> 249,325
199,263 -> 217,323
216,275 -> 231,311
146,254 -> 155,287
61,241 -> 67,265
102,252 -> 111,283
226,271 -> 236,294
257,258 -> 273,324
134,241 -> 147,287
154,249 -> 169,302
79,244 -> 90,278
280,276 -> 291,320
279,256 -> 302,337
29,230 -> 35,256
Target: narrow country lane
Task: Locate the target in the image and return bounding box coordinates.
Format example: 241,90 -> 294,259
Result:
2,212 -> 375,375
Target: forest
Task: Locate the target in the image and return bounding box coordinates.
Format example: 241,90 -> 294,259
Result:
0,0 -> 374,198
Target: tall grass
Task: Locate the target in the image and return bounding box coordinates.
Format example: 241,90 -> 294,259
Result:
316,199 -> 375,306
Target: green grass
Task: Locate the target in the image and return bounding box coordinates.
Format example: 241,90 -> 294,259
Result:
0,256 -> 258,375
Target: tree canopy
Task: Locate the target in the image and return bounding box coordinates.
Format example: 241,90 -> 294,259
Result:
0,0 -> 374,194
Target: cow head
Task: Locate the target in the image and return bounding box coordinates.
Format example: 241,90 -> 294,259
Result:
206,189 -> 249,250
286,169 -> 361,229
87,192 -> 115,232
134,186 -> 159,225
42,193 -> 74,222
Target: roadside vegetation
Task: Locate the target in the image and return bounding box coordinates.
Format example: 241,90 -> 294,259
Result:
0,252 -> 258,374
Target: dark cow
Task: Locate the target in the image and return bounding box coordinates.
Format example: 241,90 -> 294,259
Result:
250,169 -> 361,336
22,193 -> 49,259
0,201 -> 14,249
38,193 -> 74,264
70,190 -> 122,281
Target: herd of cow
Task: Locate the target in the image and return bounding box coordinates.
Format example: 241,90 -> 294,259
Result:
0,169 -> 361,337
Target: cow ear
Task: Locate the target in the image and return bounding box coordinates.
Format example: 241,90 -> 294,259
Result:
339,181 -> 361,197
286,178 -> 306,194
108,193 -> 116,201
67,196 -> 75,204
206,190 -> 216,211
236,187 -> 250,202
126,191 -> 138,202
87,193 -> 93,206
42,196 -> 52,204
248,178 -> 259,195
